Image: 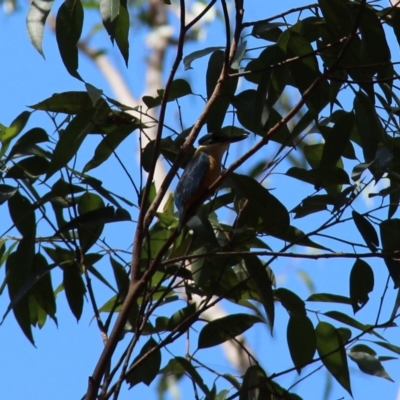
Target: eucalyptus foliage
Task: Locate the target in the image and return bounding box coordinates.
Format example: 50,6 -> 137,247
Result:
2,0 -> 400,399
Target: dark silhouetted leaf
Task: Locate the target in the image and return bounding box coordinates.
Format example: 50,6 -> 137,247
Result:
56,0 -> 83,80
198,313 -> 263,349
143,79 -> 192,109
352,211 -> 379,252
29,91 -> 93,114
206,50 -> 238,132
63,261 -> 86,321
380,219 -> 400,287
240,365 -> 270,400
167,303 -> 197,332
232,173 -> 289,235
316,321 -> 352,395
0,111 -> 31,158
287,314 -> 316,373
307,293 -> 352,305
354,91 -> 381,162
275,288 -> 306,315
110,257 -> 129,300
244,255 -> 274,332
126,337 -> 161,387
114,0 -> 129,65
350,259 -> 374,313
46,109 -> 96,180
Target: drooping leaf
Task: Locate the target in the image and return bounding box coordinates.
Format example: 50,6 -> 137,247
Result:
100,0 -> 119,40
320,112 -> 354,168
354,91 -> 382,162
62,261 -> 86,321
5,252 -> 34,344
349,259 -> 374,313
275,288 -> 306,316
26,0 -> 54,57
55,0 -> 84,80
352,211 -> 379,252
46,109 -> 96,180
244,255 -> 275,332
380,219 -> 400,287
316,321 -> 352,395
206,50 -> 238,132
114,0 -> 129,65
287,314 -> 316,373
110,257 -> 129,300
198,313 -> 263,349
126,337 -> 161,387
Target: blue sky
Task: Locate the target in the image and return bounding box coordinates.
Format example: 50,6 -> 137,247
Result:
1,1 -> 400,399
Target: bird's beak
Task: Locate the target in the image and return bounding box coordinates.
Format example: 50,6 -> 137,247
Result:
222,133 -> 249,143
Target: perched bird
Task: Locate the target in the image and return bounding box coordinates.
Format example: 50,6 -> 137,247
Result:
175,131 -> 248,232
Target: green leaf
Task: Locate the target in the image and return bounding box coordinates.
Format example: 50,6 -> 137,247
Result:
278,30 -> 328,116
287,314 -> 316,373
6,156 -> 49,179
320,112 -> 354,168
76,192 -> 105,253
46,109 -> 95,180
9,127 -> 48,158
232,173 -> 290,235
380,219 -> 400,287
348,350 -> 394,382
29,92 -> 93,114
307,293 -> 352,305
5,252 -> 34,344
374,341 -> 400,356
114,0 -> 129,65
244,255 -> 275,332
273,225 -> 332,251
62,261 -> 86,321
198,313 -> 263,349
324,310 -> 383,339
8,192 -> 36,237
142,79 -> 192,109
275,288 -> 306,315
167,303 -> 197,331
0,111 -> 31,158
352,211 -> 379,252
55,0 -> 83,80
316,321 -> 352,395
349,259 -> 374,313
100,0 -> 119,40
83,121 -> 140,172
206,50 -> 238,132
183,46 -> 224,70
110,257 -> 129,300
354,91 -> 381,162
126,337 -> 161,387
26,0 -> 54,57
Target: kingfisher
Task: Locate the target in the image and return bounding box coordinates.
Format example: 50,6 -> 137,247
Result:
175,131 -> 248,232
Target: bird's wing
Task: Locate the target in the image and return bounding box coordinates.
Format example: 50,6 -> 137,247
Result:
175,151 -> 210,212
